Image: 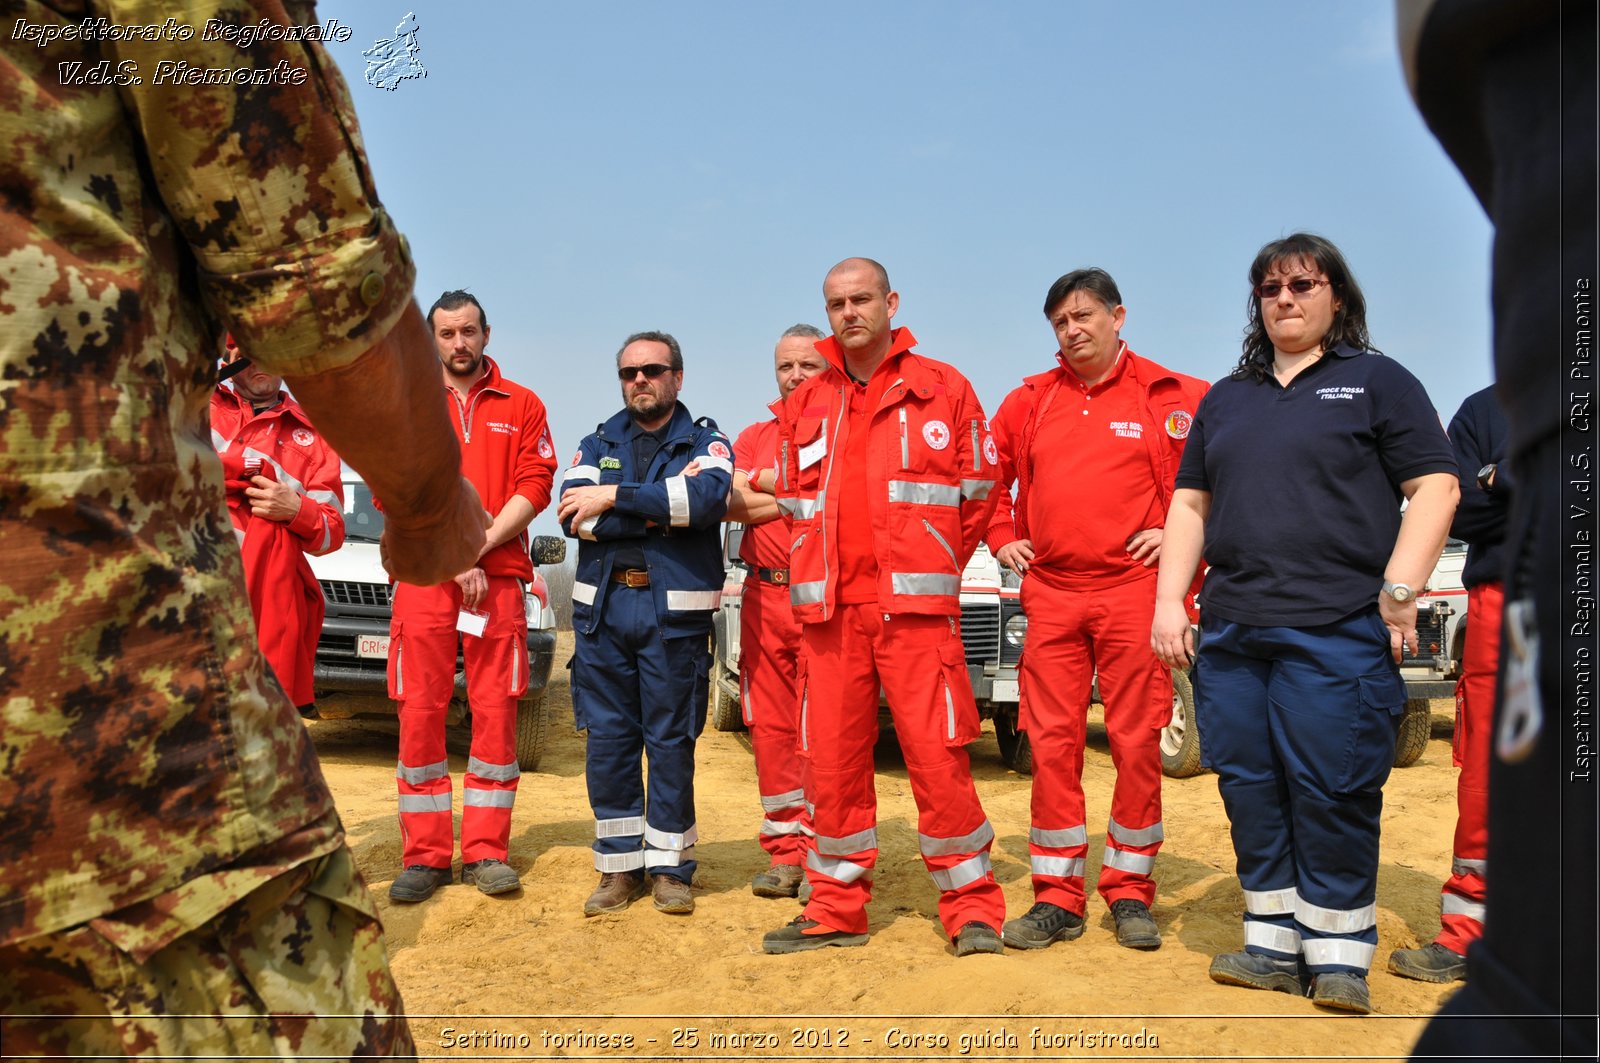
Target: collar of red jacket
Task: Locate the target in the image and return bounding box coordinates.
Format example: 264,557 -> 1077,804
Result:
450,355 -> 510,399
814,326 -> 919,381
216,382 -> 314,427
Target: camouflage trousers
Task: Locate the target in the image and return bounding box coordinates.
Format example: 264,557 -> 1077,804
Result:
0,843 -> 416,1061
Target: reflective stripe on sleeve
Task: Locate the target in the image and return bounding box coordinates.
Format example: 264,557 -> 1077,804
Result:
1295,898 -> 1377,934
960,478 -> 994,501
577,515 -> 600,540
573,580 -> 598,605
1108,817 -> 1165,847
697,455 -> 733,475
396,758 -> 450,785
307,489 -> 338,505
791,580 -> 826,606
929,851 -> 993,892
1030,825 -> 1088,848
666,475 -> 691,527
564,464 -> 601,484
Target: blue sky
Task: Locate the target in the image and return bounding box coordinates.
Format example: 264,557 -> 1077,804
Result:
323,1 -> 1493,536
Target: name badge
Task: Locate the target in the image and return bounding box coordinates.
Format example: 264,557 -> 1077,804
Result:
456,609 -> 488,638
798,436 -> 826,470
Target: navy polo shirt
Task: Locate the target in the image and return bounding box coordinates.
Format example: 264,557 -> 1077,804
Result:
1175,345 -> 1457,627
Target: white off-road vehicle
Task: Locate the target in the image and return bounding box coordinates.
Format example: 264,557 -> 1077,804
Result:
306,472 -> 566,770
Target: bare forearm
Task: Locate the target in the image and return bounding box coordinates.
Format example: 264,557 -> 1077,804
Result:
483,494 -> 536,555
1388,473 -> 1460,587
1155,489 -> 1210,605
726,485 -> 783,524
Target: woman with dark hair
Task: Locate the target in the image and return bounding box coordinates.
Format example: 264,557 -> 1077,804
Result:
1150,233 -> 1459,1014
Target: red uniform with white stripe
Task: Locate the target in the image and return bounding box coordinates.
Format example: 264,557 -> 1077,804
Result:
389,356 -> 557,868
987,345 -> 1207,915
1438,583 -> 1500,954
731,418 -> 810,865
777,328 -> 1005,940
210,385 -> 344,707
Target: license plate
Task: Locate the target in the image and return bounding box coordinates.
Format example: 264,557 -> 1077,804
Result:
357,634 -> 391,660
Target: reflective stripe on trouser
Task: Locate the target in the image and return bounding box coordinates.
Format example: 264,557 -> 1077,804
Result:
1194,609 -> 1403,973
572,583 -> 708,883
0,832 -> 414,1060
742,578 -> 811,863
391,578 -> 528,867
798,604 -> 1003,938
1017,574 -> 1167,911
1438,581 -> 1501,954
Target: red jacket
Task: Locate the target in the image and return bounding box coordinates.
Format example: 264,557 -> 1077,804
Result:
444,357 -> 558,581
210,386 -> 344,554
776,328 -> 1000,622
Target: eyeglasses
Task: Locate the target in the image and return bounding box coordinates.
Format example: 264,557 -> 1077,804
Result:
1254,278 -> 1330,300
617,363 -> 675,382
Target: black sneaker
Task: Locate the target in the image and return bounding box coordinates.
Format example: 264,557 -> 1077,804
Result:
1002,901 -> 1085,950
1387,941 -> 1466,983
389,864 -> 451,903
1109,898 -> 1162,950
1310,971 -> 1373,1014
762,916 -> 869,954
462,858 -> 521,896
1208,951 -> 1302,995
953,921 -> 1004,956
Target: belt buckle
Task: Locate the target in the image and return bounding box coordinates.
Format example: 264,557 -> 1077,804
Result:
770,568 -> 789,585
621,569 -> 650,588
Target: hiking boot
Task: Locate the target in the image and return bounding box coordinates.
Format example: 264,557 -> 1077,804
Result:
751,862 -> 806,898
389,864 -> 451,903
1310,971 -> 1373,1014
1002,901 -> 1085,950
1110,898 -> 1162,950
1209,951 -> 1303,995
461,858 -> 521,896
583,871 -> 646,916
798,878 -> 814,904
762,916 -> 869,954
953,921 -> 1004,956
651,874 -> 695,914
1388,941 -> 1466,983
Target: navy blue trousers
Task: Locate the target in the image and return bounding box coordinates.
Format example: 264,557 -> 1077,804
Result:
1194,607 -> 1404,974
572,585 -> 709,883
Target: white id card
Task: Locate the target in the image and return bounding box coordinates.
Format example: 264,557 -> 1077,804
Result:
456,609 -> 488,637
798,436 -> 826,470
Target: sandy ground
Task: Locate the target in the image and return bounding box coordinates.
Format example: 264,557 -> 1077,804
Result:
309,631 -> 1463,1062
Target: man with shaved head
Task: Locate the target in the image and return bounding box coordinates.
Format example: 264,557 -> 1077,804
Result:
764,259 -> 1008,957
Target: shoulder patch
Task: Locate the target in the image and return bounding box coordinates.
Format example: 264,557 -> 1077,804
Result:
570,450 -> 584,467
707,440 -> 731,461
538,434 -> 554,459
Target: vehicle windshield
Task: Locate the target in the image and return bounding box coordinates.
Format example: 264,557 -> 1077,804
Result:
344,481 -> 385,542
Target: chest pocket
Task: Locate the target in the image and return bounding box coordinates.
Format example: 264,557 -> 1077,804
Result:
896,389 -> 964,476
787,413 -> 828,492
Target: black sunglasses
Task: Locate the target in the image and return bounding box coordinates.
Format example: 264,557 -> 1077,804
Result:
618,363 -> 675,382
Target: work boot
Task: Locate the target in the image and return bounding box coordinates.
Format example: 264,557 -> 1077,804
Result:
461,858 -> 521,896
1208,951 -> 1303,995
953,922 -> 1004,956
583,871 -> 646,916
1310,971 -> 1373,1014
1110,898 -> 1162,950
389,864 -> 451,903
651,874 -> 695,914
1002,901 -> 1085,950
751,862 -> 806,898
1387,941 -> 1467,983
762,916 -> 869,954
798,878 -> 814,904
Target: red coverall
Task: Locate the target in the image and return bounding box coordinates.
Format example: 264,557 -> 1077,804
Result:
389,357 -> 556,868
210,386 -> 344,707
777,328 -> 1005,940
731,417 -> 810,866
1438,583 -> 1500,954
987,345 -> 1207,915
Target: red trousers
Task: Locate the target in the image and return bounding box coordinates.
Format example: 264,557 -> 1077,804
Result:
740,577 -> 811,865
1018,572 -> 1167,913
389,578 -> 528,868
1438,581 -> 1501,954
799,605 -> 1004,938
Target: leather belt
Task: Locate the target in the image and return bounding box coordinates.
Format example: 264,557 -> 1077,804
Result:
754,567 -> 790,586
610,568 -> 651,588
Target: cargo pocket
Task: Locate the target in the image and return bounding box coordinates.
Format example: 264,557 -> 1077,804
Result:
796,654 -> 812,754
505,620 -> 530,698
1340,670 -> 1405,794
566,654 -> 587,732
691,646 -> 711,738
937,639 -> 981,746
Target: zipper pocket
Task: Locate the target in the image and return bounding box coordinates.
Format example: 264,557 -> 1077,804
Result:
899,408 -> 909,468
780,441 -> 789,491
943,675 -> 956,740
970,419 -> 981,471
790,532 -> 807,555
921,518 -> 957,569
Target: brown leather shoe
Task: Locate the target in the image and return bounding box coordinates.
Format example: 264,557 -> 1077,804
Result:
583,871 -> 646,916
751,862 -> 806,898
651,873 -> 695,914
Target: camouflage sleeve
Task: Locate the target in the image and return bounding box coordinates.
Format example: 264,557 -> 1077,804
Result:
102,0 -> 415,378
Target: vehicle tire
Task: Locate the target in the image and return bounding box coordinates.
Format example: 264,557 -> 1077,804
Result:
1159,667 -> 1205,779
1393,697 -> 1432,768
514,691 -> 549,771
709,659 -> 745,732
993,709 -> 1033,775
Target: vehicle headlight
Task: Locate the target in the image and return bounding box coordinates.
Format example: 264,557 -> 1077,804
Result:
1004,613 -> 1028,648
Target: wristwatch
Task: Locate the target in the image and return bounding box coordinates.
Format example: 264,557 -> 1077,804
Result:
1476,463 -> 1497,492
1382,580 -> 1415,603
